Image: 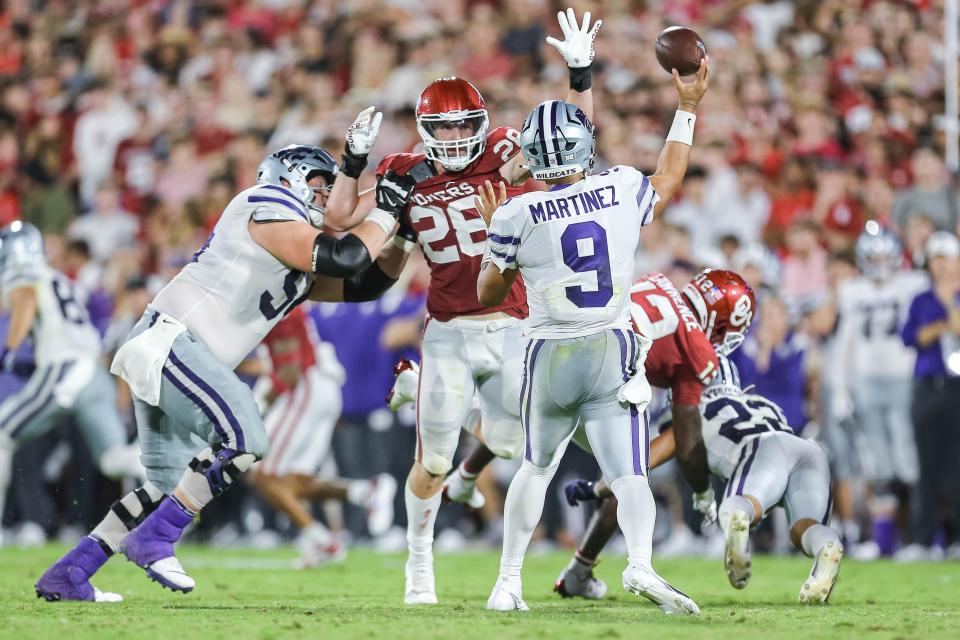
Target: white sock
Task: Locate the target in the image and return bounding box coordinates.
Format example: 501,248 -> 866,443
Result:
405,480 -> 441,563
91,482 -> 164,552
610,475 -> 656,569
800,524 -> 841,558
456,461 -> 478,481
719,495 -> 756,529
301,521 -> 333,544
346,480 -> 373,506
499,460 -> 558,579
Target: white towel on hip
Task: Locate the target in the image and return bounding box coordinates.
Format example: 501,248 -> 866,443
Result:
111,313 -> 187,406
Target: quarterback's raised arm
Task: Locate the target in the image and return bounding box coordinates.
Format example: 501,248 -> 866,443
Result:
503,8 -> 601,185
251,171 -> 415,278
323,107 -> 382,232
648,57 -> 710,216
547,7 -> 602,122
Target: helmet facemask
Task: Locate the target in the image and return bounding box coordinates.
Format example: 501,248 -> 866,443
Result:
416,110 -> 489,172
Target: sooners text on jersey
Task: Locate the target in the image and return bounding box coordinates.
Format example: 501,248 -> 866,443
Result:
377,127 -> 534,322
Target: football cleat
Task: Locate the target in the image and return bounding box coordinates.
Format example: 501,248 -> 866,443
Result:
366,473 -> 398,538
140,556 -> 195,593
386,359 -> 419,411
35,536 -> 119,603
404,557 -> 438,605
799,540 -> 843,605
295,537 -> 347,569
622,565 -> 700,616
442,468 -> 485,509
487,576 -> 529,611
723,510 -> 752,589
554,560 -> 607,599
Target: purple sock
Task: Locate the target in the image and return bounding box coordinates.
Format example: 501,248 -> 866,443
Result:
872,517 -> 897,556
153,496 -> 196,540
62,535 -> 111,577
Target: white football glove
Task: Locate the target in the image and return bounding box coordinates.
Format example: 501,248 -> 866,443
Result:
345,106 -> 383,157
546,7 -> 602,69
692,487 -> 718,528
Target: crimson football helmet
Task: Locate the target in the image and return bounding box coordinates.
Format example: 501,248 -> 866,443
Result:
416,77 -> 489,172
682,269 -> 756,355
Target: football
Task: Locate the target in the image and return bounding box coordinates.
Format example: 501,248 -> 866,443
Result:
655,26 -> 707,76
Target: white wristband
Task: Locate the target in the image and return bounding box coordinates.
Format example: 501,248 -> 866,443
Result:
666,110 -> 696,146
366,208 -> 397,237
392,234 -> 416,252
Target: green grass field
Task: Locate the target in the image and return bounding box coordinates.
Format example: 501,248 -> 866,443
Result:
1,545 -> 958,640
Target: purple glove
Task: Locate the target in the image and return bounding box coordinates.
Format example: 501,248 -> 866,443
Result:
564,479 -> 599,507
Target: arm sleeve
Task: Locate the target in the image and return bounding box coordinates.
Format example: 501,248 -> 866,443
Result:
487,199 -> 523,272
248,185 -> 312,223
311,233 -> 372,278
342,262 -> 397,302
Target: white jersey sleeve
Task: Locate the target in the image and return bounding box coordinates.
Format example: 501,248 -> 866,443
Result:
247,184 -> 312,224
614,165 -> 660,228
487,197 -> 527,272
1,255 -> 43,305
151,185 -> 315,369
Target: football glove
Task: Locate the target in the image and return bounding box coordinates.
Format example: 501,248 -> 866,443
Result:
692,487 -> 718,528
375,170 -> 416,218
564,479 -> 600,507
341,106 -> 383,179
546,7 -> 602,69
346,106 -> 382,157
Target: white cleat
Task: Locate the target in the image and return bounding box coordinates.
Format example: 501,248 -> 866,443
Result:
387,360 -> 419,411
723,510 -> 752,589
295,537 -> 347,569
622,565 -> 700,616
93,587 -> 123,603
554,563 -> 607,599
404,558 -> 438,605
487,576 -> 529,611
799,540 -> 843,605
443,469 -> 485,509
146,556 -> 196,592
366,473 -> 398,537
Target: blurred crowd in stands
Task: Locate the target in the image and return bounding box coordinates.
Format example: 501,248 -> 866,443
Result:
1,0 -> 959,561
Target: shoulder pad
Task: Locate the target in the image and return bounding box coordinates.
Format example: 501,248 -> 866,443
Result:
377,153 -> 428,178
247,184 -> 309,223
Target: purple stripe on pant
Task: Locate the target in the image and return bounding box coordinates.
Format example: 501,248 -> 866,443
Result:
522,339 -> 545,462
614,329 -> 643,475
735,439 -> 760,496
726,444 -> 751,497
167,351 -> 245,451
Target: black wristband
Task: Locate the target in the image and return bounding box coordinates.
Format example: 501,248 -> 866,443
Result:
340,147 -> 368,179
568,65 -> 592,92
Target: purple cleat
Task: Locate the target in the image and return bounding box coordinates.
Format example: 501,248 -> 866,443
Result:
122,498 -> 196,593
35,536 -> 122,602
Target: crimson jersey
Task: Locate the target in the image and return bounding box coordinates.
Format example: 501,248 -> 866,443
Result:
376,126 -> 534,322
263,306 -> 316,395
630,272 -> 719,406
